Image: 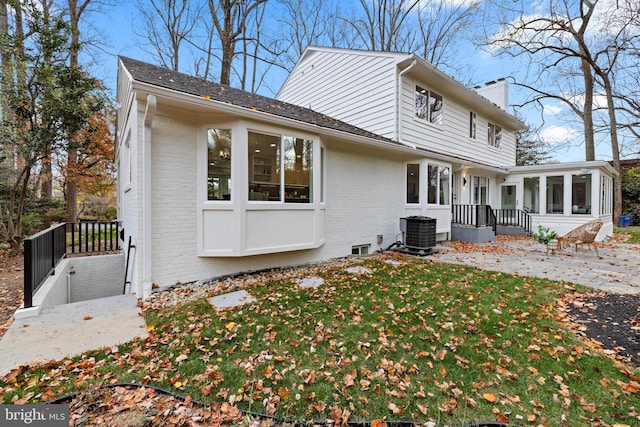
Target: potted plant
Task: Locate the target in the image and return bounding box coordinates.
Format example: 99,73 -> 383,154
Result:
532,225 -> 558,244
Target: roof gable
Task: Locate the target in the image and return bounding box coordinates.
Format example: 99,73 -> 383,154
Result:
119,56 -> 400,145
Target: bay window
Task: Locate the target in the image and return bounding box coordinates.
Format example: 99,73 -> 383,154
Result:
248,131 -> 313,203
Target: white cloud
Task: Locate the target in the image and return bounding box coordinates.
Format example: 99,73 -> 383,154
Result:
540,125 -> 579,144
567,93 -> 609,110
542,104 -> 562,115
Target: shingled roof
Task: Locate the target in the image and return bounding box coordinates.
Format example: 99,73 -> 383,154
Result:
119,56 -> 400,146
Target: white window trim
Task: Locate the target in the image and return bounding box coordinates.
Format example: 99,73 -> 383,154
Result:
469,111 -> 477,140
414,84 -> 444,127
487,122 -> 502,148
426,162 -> 451,206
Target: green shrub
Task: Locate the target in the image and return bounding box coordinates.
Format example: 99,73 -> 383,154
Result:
622,167 -> 640,226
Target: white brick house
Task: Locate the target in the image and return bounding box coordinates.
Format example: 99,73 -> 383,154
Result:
116,49 -> 617,296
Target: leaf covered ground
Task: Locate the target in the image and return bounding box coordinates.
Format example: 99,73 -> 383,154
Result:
2,253 -> 640,427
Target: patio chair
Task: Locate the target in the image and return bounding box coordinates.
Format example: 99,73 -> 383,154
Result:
557,219 -> 603,257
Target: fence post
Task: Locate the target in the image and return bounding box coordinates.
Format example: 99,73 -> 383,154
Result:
23,238 -> 33,308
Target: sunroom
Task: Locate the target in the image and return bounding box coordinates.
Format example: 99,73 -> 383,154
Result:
506,161 -> 617,237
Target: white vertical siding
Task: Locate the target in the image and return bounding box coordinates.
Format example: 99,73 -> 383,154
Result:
400,79 -> 516,167
277,51 -> 398,139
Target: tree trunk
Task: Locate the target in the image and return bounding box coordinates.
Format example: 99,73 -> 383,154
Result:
600,74 -> 623,220
41,152 -> 53,197
65,0 -> 87,228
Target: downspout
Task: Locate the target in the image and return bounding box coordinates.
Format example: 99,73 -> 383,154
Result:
396,59 -> 417,149
141,94 -> 157,298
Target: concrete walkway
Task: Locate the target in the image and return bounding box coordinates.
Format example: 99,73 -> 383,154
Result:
432,239 -> 640,294
0,294 -> 147,377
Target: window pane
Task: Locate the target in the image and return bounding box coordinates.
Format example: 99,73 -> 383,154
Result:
572,174 -> 591,214
407,164 -> 420,203
469,112 -> 476,139
284,136 -> 312,203
248,132 -> 281,201
427,164 -> 438,204
207,129 -> 232,200
430,91 -> 443,125
523,177 -> 539,213
415,86 -> 428,120
439,166 -> 450,205
472,176 -> 488,205
546,176 -> 564,214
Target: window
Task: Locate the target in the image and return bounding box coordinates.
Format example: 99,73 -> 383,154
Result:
488,123 -> 502,148
407,164 -> 420,204
523,177 -> 539,213
472,176 -> 488,205
426,164 -> 450,205
439,166 -> 450,205
572,174 -> 591,214
427,165 -> 438,204
469,112 -> 476,139
207,129 -> 232,200
352,244 -> 370,255
320,147 -> 325,203
546,175 -> 564,214
284,136 -> 313,203
415,85 -> 443,126
248,131 -> 312,203
600,176 -> 613,215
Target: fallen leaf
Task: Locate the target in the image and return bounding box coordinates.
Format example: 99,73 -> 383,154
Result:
483,393 -> 497,403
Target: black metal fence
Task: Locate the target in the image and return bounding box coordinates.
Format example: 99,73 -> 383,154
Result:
493,208 -> 532,234
451,204 -> 497,233
23,221 -> 121,308
69,221 -> 121,254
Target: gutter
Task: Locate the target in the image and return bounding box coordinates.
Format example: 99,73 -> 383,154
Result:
396,59 -> 417,149
141,94 -> 157,299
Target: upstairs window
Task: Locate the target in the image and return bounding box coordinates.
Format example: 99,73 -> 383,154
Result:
488,123 -> 502,148
415,85 -> 443,126
469,112 -> 477,139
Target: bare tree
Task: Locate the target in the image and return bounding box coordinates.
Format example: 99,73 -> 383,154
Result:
488,0 -> 640,219
136,0 -> 199,71
487,0 -> 598,161
207,0 -> 267,86
349,0 -> 421,52
417,0 -> 481,71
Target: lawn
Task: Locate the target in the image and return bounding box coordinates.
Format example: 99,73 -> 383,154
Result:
2,255 -> 639,426
614,226 -> 640,244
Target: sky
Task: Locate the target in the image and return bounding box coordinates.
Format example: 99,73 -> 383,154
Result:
80,0 -> 633,164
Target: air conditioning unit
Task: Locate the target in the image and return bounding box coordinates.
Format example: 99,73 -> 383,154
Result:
399,216 -> 436,254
